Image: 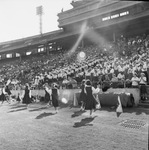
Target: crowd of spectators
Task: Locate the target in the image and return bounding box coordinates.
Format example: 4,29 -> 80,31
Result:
0,33 -> 149,99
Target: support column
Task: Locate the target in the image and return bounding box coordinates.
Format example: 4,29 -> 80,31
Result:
46,44 -> 49,55
19,54 -> 22,62
81,39 -> 84,48
113,32 -> 116,42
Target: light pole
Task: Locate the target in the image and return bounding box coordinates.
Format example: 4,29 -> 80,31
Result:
36,6 -> 43,35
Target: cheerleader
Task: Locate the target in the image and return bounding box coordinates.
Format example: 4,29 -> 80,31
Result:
93,83 -> 101,110
51,83 -> 59,113
5,85 -> 12,101
78,79 -> 86,111
16,93 -> 21,103
22,84 -> 31,107
84,80 -> 97,117
1,85 -> 10,104
44,83 -> 52,106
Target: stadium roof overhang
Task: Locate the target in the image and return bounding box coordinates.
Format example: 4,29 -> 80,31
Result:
0,29 -> 82,54
93,7 -> 149,31
0,5 -> 149,54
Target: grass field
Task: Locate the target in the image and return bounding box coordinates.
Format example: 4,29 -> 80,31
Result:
0,101 -> 148,150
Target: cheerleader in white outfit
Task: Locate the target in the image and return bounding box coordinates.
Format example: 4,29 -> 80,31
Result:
93,83 -> 101,110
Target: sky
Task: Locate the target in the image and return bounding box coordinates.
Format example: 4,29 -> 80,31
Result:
0,0 -> 73,43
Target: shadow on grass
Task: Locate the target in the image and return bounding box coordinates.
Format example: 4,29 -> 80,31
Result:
69,104 -> 79,109
71,110 -> 86,118
58,102 -> 72,109
73,116 -> 97,128
10,104 -> 27,109
35,112 -> 55,119
29,106 -> 48,112
123,107 -> 149,115
8,108 -> 27,113
99,106 -> 149,116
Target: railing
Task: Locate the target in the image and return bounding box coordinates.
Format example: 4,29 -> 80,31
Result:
7,79 -> 148,92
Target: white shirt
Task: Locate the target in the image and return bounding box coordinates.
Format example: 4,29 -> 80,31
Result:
110,68 -> 114,74
62,79 -> 69,84
140,77 -> 147,85
84,86 -> 99,94
93,87 -> 100,94
3,88 -> 7,94
85,72 -> 91,76
90,69 -> 95,74
6,79 -> 11,86
45,87 -> 52,95
117,73 -> 125,80
131,77 -> 140,86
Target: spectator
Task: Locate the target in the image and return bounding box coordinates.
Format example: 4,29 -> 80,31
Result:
131,73 -> 140,88
139,72 -> 147,100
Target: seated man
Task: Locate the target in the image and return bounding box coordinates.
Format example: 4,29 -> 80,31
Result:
117,72 -> 125,81
111,73 -> 118,82
131,72 -> 140,88
117,72 -> 125,88
111,73 -> 119,88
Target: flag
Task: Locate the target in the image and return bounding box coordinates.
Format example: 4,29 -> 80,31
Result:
116,96 -> 123,117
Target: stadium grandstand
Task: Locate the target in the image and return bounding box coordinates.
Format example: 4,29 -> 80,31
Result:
0,2 -> 148,150
0,0 -> 149,106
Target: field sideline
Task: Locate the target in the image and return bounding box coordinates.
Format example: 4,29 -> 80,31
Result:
0,101 -> 148,150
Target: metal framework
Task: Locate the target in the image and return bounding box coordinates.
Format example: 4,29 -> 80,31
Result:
36,6 -> 43,35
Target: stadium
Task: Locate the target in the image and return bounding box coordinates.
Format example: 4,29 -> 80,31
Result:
0,0 -> 148,150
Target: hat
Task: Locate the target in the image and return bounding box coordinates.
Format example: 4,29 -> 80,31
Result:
82,79 -> 86,84
25,83 -> 29,87
133,72 -> 137,76
86,80 -> 91,86
141,72 -> 145,76
53,83 -> 58,88
44,83 -> 49,87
